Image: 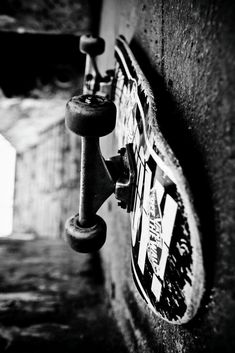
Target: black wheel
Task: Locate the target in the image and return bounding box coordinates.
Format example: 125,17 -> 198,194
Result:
65,214 -> 107,253
79,34 -> 105,56
65,94 -> 116,137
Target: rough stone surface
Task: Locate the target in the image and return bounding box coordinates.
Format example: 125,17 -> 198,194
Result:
98,0 -> 235,352
0,237 -> 127,353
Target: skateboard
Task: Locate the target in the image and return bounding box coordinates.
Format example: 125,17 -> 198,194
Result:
65,34 -> 205,324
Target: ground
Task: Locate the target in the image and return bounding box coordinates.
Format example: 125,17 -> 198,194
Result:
0,236 -> 127,353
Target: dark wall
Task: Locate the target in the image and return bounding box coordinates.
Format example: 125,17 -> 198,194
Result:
98,1 -> 235,352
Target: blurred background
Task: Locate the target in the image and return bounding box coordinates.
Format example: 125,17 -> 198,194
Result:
0,2 -> 128,352
0,0 -> 97,239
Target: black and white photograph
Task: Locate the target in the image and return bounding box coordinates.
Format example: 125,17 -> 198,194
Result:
0,0 -> 234,352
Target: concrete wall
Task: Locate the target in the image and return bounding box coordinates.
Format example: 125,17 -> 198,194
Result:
98,1 -> 235,352
14,120 -> 80,237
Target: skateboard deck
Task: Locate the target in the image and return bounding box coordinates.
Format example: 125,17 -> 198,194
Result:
82,35 -> 205,324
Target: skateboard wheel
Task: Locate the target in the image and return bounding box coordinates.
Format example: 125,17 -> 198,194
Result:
65,214 -> 106,253
79,34 -> 105,56
65,94 -> 116,137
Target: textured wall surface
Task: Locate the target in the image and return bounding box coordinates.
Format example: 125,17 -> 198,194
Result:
14,120 -> 80,237
98,0 -> 235,352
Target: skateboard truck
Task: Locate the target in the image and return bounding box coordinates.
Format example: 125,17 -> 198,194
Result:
65,94 -> 136,253
79,34 -> 114,97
